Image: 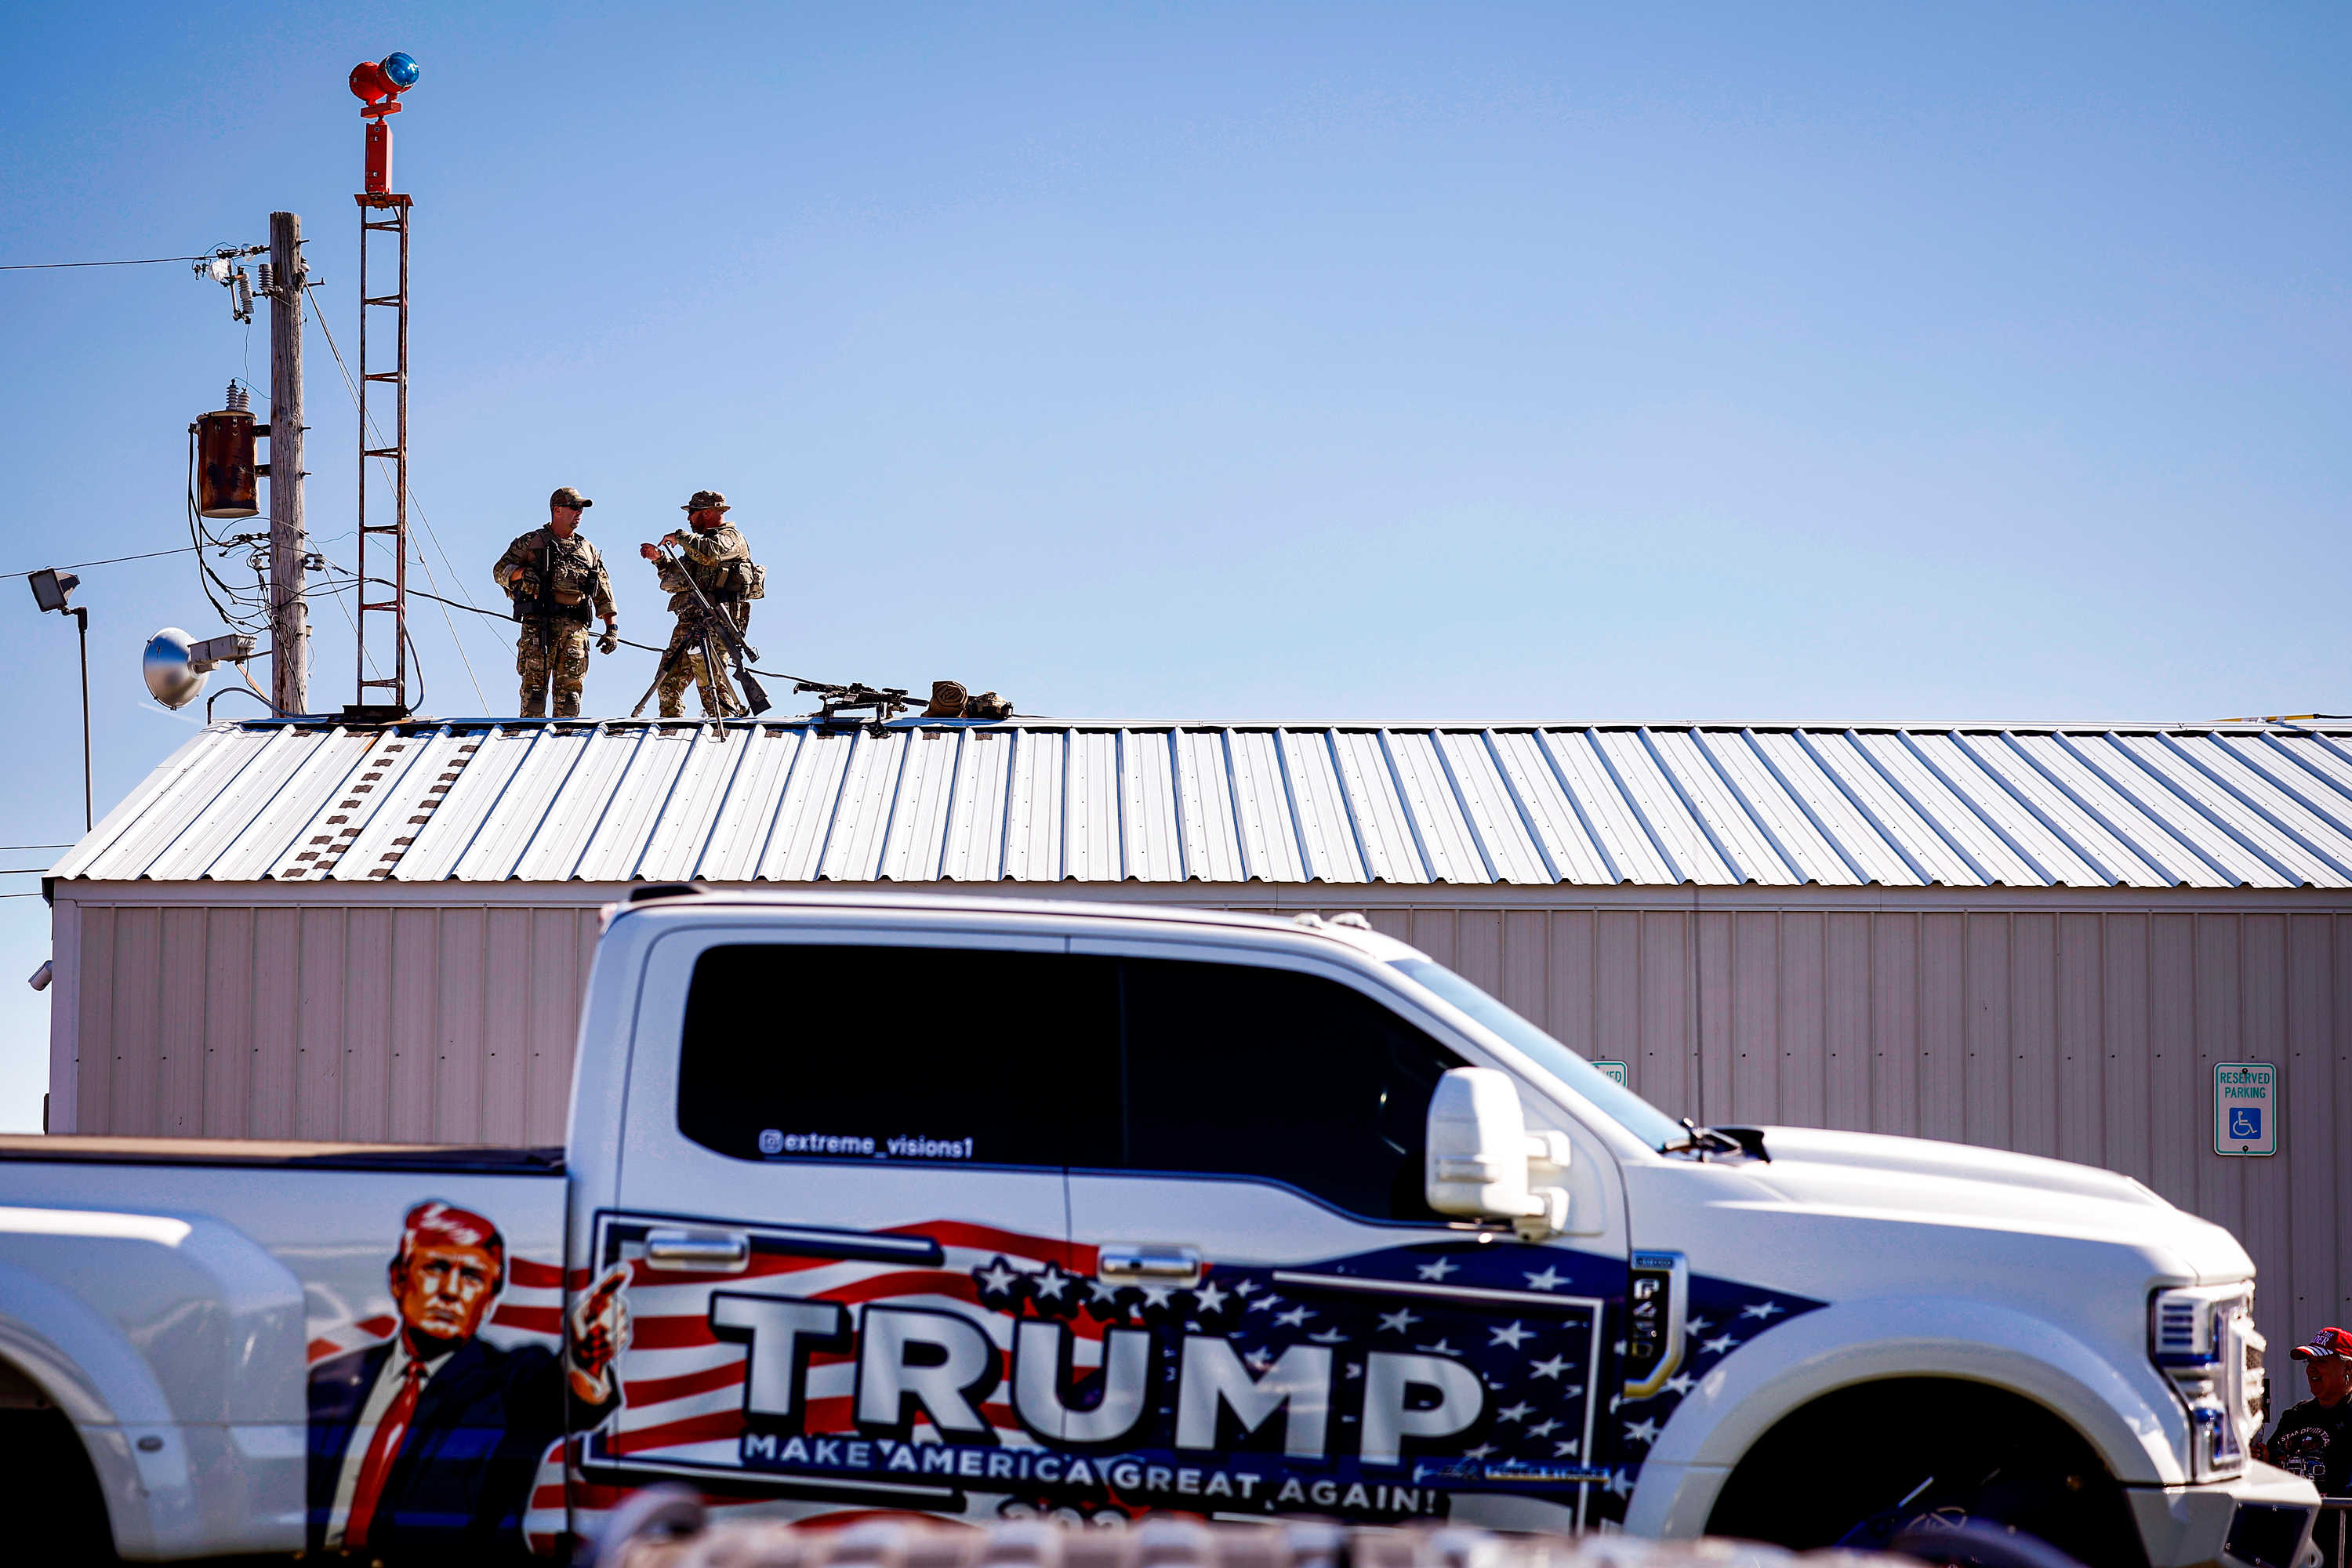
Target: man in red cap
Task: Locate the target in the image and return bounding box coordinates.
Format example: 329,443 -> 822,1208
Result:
2255,1327 -> 2352,1496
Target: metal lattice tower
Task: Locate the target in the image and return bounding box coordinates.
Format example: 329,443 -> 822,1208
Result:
354,192 -> 411,716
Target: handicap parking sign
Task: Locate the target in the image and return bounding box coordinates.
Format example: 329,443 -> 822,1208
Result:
2214,1062 -> 2278,1156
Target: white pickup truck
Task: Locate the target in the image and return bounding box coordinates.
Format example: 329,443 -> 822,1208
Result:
0,890 -> 2321,1565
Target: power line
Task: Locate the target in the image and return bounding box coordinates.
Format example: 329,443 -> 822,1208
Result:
2,545 -> 199,580
0,844 -> 71,851
0,253 -> 210,271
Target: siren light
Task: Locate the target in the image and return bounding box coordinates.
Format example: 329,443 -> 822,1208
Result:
347,51 -> 420,111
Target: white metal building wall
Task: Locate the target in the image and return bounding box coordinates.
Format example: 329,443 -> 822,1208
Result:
47,879 -> 2349,1354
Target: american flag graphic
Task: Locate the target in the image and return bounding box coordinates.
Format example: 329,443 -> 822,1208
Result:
306,1223 -> 1820,1553
568,1214 -> 1820,1541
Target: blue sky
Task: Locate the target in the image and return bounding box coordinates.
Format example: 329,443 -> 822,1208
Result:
0,4 -> 2344,1128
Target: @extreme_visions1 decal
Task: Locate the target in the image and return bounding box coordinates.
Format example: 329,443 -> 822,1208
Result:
581,1214 -> 1820,1527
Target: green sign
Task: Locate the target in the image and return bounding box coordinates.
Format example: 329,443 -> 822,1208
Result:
1593,1060 -> 1630,1087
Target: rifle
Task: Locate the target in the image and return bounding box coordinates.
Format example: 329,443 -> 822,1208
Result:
794,681 -> 916,724
657,539 -> 771,716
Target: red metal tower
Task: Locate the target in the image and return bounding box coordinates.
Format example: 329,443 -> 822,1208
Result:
348,53 -> 420,719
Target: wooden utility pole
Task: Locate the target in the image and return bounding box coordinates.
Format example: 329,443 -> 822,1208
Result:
267,210 -> 309,716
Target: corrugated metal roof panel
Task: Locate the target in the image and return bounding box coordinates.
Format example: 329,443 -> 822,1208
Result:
56,719 -> 2352,891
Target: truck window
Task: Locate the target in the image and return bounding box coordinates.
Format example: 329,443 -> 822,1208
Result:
677,944 -> 1116,1168
1069,958 -> 1465,1221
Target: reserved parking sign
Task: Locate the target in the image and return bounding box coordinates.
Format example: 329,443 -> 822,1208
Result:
2213,1062 -> 2278,1156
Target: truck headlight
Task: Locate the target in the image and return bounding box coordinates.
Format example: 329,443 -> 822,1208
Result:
2151,1285 -> 2263,1481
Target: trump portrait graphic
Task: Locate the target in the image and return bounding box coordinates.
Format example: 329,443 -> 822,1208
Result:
305,1200 -> 630,1554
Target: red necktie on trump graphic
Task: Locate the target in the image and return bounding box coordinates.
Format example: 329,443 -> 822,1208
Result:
344,1357 -> 427,1548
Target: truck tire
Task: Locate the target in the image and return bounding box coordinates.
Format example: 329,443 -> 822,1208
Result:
1704,1377 -> 2145,1568
0,1405 -> 117,1563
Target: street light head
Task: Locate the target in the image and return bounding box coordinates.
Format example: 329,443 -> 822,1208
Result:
28,568 -> 78,615
379,52 -> 420,92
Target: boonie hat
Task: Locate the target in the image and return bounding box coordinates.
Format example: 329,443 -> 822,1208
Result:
682,489 -> 731,513
2289,1327 -> 2352,1362
550,485 -> 593,510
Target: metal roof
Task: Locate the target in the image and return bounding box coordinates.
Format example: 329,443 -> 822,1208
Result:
50,718 -> 2352,890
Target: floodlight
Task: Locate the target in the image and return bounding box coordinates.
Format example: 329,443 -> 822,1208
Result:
28,568 -> 78,615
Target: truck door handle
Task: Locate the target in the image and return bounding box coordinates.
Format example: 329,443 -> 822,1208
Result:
644,1228 -> 751,1272
1098,1245 -> 1203,1285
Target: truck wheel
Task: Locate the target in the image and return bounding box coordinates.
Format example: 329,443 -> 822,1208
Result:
1704,1377 -> 2145,1568
0,1405 -> 117,1563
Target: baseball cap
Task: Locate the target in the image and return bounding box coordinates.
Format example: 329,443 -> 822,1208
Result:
682,489 -> 731,513
2288,1327 -> 2352,1361
550,486 -> 594,510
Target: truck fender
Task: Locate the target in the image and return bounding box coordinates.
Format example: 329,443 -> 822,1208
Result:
1621,1294 -> 2186,1539
0,1208 -> 309,1559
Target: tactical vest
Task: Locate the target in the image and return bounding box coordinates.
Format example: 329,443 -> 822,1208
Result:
514,533 -> 599,623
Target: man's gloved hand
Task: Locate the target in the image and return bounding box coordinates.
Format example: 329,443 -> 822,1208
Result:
597,628 -> 619,655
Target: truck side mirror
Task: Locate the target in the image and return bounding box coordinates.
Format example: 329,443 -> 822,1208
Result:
1425,1066 -> 1571,1240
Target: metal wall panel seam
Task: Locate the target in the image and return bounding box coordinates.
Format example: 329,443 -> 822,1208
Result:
1114,729 -> 1133,882
1843,731 -> 1995,886
2045,732 -> 2238,887
996,727 -> 1020,882
1424,732 -> 1500,883
1330,731 -> 1413,884
52,727 -> 241,878
1529,731 -> 1628,885
677,724 -> 767,884
114,728 -> 278,879
2252,731 -> 2352,811
1167,731 -> 1193,883
1219,729 -> 1256,883
1737,729 -> 1875,885
1580,728 -> 1686,884
1633,728 -> 1747,883
685,724 -> 773,882
2293,728 -> 2352,779
139,728 -> 303,880
1994,731 -> 2180,887
745,725 -> 814,882
506,728 -> 614,882
450,727 -> 568,881
1686,728 -> 1806,884
818,728 -> 875,884
1951,733 -> 2121,886
338,726 -> 458,882
228,728 -> 372,881
1374,730 -> 1438,884
1269,726 -> 1319,882
928,728 -> 966,882
1788,729 -> 1937,886
1896,731 -> 2056,886
1314,733 -> 1370,884
1482,731 -> 1563,884
2098,735 -> 2299,887
1287,731 -> 1363,884
870,723 -> 921,881
1059,728 -> 1077,882
401,728 -> 524,883
583,724 -> 672,882
2162,733 -> 2352,884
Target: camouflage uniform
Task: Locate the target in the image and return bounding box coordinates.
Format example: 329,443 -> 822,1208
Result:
653,521 -> 752,718
495,526 -> 615,717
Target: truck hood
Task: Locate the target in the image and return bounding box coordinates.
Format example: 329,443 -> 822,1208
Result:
1722,1125 -> 2252,1284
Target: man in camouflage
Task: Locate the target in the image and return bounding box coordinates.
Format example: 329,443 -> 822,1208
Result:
641,489 -> 753,718
495,486 -> 619,717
